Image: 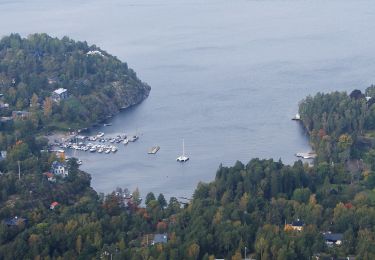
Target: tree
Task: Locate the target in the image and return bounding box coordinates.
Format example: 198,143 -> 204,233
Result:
145,192 -> 156,206
43,97 -> 53,118
157,193 -> 167,209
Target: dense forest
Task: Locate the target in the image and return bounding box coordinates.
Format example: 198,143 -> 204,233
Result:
0,33 -> 150,130
1,34 -> 375,259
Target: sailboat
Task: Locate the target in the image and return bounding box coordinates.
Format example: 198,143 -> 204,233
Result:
176,139 -> 189,162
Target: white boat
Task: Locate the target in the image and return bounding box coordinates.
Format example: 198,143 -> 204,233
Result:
111,147 -> 118,153
97,148 -> 104,153
129,135 -> 138,142
123,139 -> 129,145
292,113 -> 301,120
89,147 -> 96,153
176,139 -> 189,162
104,149 -> 111,154
97,132 -> 105,138
77,160 -> 83,165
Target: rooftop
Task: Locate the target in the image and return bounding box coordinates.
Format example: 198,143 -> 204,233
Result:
53,88 -> 67,95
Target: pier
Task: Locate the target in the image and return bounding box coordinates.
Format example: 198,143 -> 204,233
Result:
148,146 -> 160,154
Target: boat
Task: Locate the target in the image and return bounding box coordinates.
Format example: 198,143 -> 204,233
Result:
103,123 -> 112,126
97,148 -> 104,153
176,139 -> 189,162
292,113 -> 301,121
104,149 -> 111,154
89,147 -> 96,153
123,139 -> 129,145
77,159 -> 83,165
129,135 -> 138,142
111,147 -> 118,153
97,132 -> 105,138
148,146 -> 160,154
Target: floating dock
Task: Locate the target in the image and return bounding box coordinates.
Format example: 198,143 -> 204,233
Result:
295,152 -> 317,159
148,146 -> 160,154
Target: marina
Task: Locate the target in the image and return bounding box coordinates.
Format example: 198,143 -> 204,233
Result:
50,132 -> 138,156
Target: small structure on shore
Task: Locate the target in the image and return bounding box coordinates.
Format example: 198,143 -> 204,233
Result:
292,113 -> 301,121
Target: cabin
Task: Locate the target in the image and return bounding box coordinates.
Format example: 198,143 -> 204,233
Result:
152,233 -> 168,245
12,111 -> 30,120
50,201 -> 59,210
52,88 -> 68,102
323,232 -> 343,246
51,161 -> 68,177
4,216 -> 27,227
284,219 -> 304,232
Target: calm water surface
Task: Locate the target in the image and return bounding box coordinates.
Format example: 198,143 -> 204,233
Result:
1,0 -> 375,198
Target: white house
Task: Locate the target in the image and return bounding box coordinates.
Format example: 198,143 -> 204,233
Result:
52,88 -> 68,102
51,161 -> 68,177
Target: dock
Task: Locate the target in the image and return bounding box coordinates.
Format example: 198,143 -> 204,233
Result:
295,152 -> 317,159
148,146 -> 160,154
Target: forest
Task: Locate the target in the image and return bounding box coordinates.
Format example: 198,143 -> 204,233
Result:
1,35 -> 375,259
1,89 -> 375,259
0,33 -> 150,130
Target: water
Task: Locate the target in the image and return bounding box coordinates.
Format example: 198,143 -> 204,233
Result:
1,0 -> 375,199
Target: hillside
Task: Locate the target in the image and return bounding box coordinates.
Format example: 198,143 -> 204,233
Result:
0,33 -> 150,130
1,89 -> 375,259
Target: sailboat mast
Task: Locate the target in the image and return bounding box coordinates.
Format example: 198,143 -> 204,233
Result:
182,139 -> 185,157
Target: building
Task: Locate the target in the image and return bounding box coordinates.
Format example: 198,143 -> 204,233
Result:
51,161 -> 68,177
152,233 -> 168,245
284,219 -> 304,232
12,111 -> 30,120
50,201 -> 59,210
4,216 -> 27,226
323,232 -> 343,246
52,88 -> 68,102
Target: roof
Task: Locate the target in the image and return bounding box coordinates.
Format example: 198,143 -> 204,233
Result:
50,202 -> 59,207
153,233 -> 168,244
291,220 -> 304,227
323,233 -> 343,242
12,111 -> 30,116
44,172 -> 54,178
53,88 -> 67,95
52,161 -> 64,168
4,216 -> 26,226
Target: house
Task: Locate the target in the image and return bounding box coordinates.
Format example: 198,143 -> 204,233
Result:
51,161 -> 68,177
323,232 -> 343,246
0,102 -> 9,109
51,88 -> 68,102
284,219 -> 304,232
4,216 -> 27,226
43,172 -> 56,182
12,111 -> 30,120
50,201 -> 59,210
152,233 -> 168,245
0,151 -> 7,161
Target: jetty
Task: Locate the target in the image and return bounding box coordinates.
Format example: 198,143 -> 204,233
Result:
148,146 -> 160,154
295,152 -> 317,159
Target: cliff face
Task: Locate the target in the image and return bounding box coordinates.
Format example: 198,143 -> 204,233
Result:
0,33 -> 151,128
